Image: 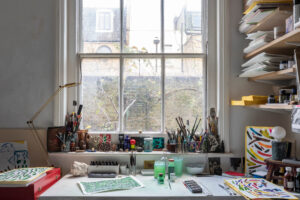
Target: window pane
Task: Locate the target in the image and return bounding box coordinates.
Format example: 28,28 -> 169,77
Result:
82,58 -> 119,132
165,58 -> 204,130
123,59 -> 161,132
164,0 -> 204,53
123,0 -> 161,53
81,0 -> 120,53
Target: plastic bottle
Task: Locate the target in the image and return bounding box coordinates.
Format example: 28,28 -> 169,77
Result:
124,135 -> 130,150
168,159 -> 175,180
295,168 -> 300,193
278,167 -> 285,185
158,173 -> 164,184
130,139 -> 136,150
284,167 -> 294,192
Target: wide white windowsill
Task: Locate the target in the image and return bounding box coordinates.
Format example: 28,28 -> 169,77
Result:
49,151 -> 234,157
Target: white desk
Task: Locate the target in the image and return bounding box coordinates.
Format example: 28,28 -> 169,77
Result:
40,174 -> 245,200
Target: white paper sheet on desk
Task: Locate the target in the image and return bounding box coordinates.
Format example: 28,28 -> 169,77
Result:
78,176 -> 144,194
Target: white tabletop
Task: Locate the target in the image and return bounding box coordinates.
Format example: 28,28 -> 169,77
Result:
39,174 -> 247,200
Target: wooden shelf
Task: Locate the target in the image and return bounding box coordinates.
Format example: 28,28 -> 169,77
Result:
246,8 -> 292,34
248,67 -> 296,83
232,104 -> 293,112
245,28 -> 300,59
247,104 -> 293,110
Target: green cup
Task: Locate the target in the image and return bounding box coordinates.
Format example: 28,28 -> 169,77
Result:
174,157 -> 183,177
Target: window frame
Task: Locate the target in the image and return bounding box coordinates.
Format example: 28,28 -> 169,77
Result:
78,0 -> 207,134
54,0 -> 229,151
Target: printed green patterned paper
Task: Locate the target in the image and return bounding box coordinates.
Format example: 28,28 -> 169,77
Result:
0,167 -> 52,185
78,176 -> 144,194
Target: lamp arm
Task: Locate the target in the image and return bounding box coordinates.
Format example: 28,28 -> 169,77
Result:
27,82 -> 80,124
26,82 -> 81,166
27,87 -> 63,124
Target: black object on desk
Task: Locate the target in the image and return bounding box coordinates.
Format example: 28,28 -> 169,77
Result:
183,180 -> 202,193
88,172 -> 116,178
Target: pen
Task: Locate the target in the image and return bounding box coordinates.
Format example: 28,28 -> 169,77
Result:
218,184 -> 235,196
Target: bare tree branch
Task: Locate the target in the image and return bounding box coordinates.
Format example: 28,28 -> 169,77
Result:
123,99 -> 136,117
156,88 -> 199,102
96,102 -> 111,122
106,95 -> 119,114
98,81 -> 119,115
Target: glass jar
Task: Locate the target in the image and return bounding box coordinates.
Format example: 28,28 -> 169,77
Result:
284,167 -> 294,192
174,157 -> 183,177
144,138 -> 153,152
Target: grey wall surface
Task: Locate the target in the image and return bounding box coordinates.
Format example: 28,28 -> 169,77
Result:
0,0 -> 56,128
0,0 -> 298,159
227,0 -> 300,158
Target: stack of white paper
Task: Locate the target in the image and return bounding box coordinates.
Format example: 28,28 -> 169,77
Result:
239,8 -> 275,33
243,31 -> 274,54
239,52 -> 291,77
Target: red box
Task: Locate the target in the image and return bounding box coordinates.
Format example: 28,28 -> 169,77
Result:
0,168 -> 61,200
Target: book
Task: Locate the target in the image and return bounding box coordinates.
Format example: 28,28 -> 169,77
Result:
231,99 -> 267,106
246,9 -> 275,24
242,95 -> 268,101
244,0 -> 292,15
0,167 -> 53,187
224,178 -> 297,199
246,0 -> 292,7
223,171 -> 245,178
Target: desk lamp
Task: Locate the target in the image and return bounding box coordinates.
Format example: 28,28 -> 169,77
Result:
27,82 -> 81,165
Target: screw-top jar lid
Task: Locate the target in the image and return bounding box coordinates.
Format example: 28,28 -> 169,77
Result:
297,168 -> 300,172
168,159 -> 174,162
286,167 -> 292,171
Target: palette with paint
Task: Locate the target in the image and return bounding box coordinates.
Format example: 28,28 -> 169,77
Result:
224,178 -> 298,200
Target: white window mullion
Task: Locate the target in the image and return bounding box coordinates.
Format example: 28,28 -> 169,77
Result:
160,0 -> 165,132
119,0 -> 124,132
161,56 -> 165,133
119,57 -> 124,132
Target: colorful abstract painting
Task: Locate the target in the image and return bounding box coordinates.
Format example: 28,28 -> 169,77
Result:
0,141 -> 30,172
224,178 -> 297,200
245,126 -> 274,175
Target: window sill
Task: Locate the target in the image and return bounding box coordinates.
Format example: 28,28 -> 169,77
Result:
48,151 -> 234,157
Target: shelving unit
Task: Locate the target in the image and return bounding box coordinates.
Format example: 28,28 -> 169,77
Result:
236,2 -> 299,114
244,28 -> 300,59
248,67 -> 296,83
246,8 -> 292,34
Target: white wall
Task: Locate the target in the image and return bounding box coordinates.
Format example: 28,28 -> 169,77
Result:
227,0 -> 300,158
0,0 -> 298,172
0,0 -> 56,128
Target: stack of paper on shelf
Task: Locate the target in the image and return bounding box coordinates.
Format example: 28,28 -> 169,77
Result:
239,8 -> 275,33
243,31 -> 274,54
239,0 -> 293,33
231,95 -> 268,106
239,52 -> 291,77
